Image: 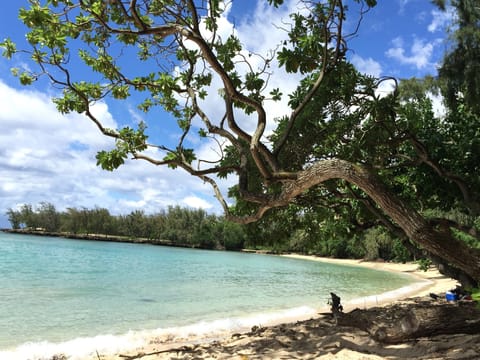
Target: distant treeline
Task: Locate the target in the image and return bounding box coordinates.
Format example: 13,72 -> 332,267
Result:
5,203 -> 246,250
5,202 -> 425,261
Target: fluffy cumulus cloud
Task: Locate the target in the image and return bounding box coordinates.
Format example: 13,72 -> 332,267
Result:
0,80 -> 223,227
385,36 -> 440,70
350,55 -> 382,77
182,196 -> 214,210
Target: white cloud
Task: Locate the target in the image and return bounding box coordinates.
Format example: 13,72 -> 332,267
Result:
428,8 -> 454,33
350,55 -> 382,77
385,36 -> 440,69
0,80 -> 223,226
182,196 -> 214,210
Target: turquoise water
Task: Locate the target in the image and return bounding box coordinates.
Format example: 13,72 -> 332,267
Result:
0,232 -> 415,358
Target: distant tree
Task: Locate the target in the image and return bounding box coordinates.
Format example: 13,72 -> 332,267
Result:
62,207 -> 83,234
89,207 -> 114,235
20,204 -> 38,229
218,220 -> 246,250
147,211 -> 167,240
124,210 -> 148,238
2,0 -> 479,286
36,202 -> 60,232
193,221 -> 216,249
5,208 -> 22,229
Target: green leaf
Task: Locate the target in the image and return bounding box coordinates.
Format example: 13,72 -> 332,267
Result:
19,72 -> 34,85
163,152 -> 179,169
96,149 -> 126,171
269,88 -> 283,101
181,148 -> 196,164
111,85 -> 130,99
0,38 -> 16,59
267,0 -> 284,8
198,90 -> 208,99
245,72 -> 264,91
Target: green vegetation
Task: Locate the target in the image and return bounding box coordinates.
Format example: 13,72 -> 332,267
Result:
1,0 -> 479,287
6,203 -> 246,250
5,202 -> 416,261
417,258 -> 433,272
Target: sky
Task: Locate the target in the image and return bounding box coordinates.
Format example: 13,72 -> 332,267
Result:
0,0 -> 454,228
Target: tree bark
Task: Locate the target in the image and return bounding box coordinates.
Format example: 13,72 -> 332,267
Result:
280,159 -> 480,284
337,299 -> 480,343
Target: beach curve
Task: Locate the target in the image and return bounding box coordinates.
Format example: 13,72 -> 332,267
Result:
97,256 -> 462,360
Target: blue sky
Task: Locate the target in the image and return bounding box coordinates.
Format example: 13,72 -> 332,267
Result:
0,0 -> 454,228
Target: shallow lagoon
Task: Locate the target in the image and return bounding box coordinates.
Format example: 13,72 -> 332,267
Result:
0,232 -> 415,358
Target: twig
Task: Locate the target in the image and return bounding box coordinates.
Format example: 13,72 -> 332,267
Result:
119,345 -> 195,359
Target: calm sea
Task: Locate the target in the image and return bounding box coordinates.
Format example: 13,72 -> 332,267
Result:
0,232 -> 415,359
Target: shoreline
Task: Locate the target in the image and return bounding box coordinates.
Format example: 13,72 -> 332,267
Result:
99,256 -> 460,360
282,254 -> 459,309
0,250 -> 462,359
2,233 -> 471,359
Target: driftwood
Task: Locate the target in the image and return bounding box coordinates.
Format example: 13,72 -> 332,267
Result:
336,297 -> 480,343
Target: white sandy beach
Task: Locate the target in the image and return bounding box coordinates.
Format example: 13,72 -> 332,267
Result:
94,256 -> 475,360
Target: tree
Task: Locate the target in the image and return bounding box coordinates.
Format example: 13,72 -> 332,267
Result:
36,202 -> 60,231
5,208 -> 23,229
219,220 -> 246,250
62,207 -> 83,234
2,0 -> 479,286
89,206 -> 114,235
20,204 -> 38,229
433,0 -> 480,114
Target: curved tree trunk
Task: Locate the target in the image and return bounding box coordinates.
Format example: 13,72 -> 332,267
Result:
279,159 -> 480,284
353,197 -> 477,286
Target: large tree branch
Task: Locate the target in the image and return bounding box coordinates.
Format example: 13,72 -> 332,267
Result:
182,30 -> 274,180
226,158 -> 480,282
343,184 -> 476,285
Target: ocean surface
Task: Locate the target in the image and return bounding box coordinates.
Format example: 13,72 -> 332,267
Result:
0,232 -> 416,359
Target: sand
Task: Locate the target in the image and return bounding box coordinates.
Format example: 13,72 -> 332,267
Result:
96,257 -> 478,360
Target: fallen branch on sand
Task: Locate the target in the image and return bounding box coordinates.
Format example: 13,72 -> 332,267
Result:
337,297 -> 480,343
